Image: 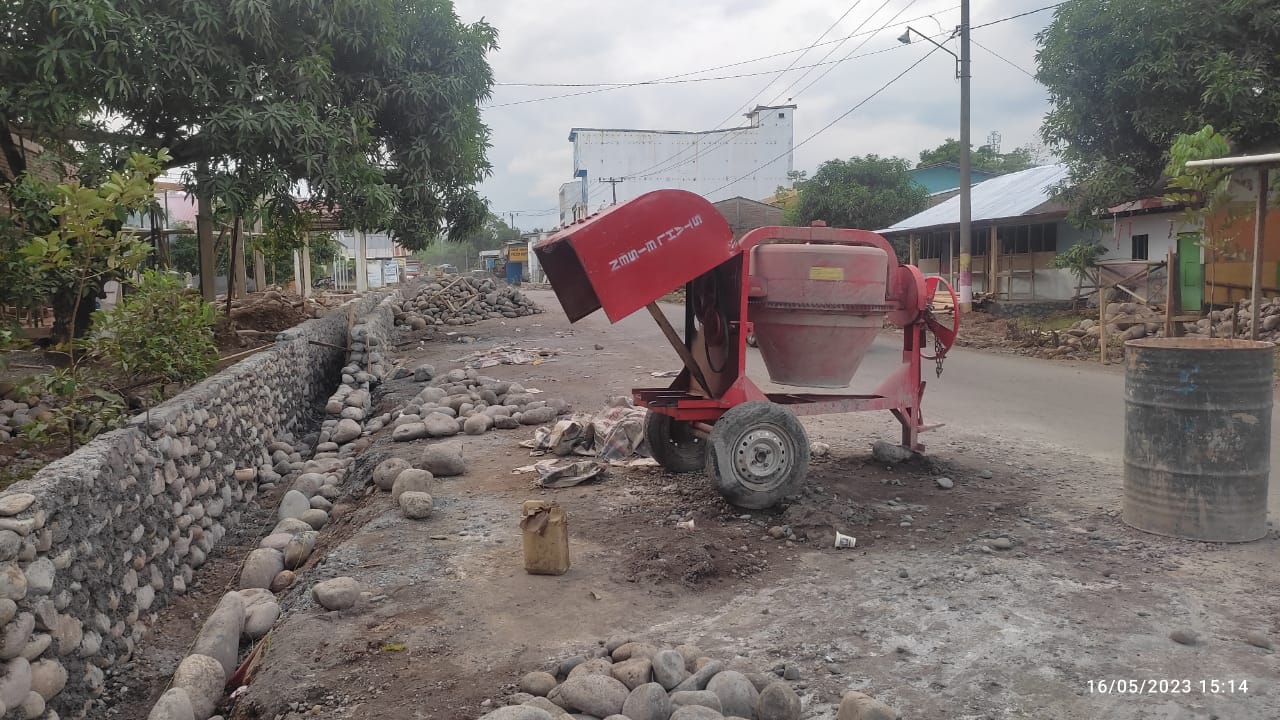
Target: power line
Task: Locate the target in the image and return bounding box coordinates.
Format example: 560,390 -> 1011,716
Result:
971,37 -> 1036,79
767,0 -> 901,106
971,1 -> 1064,30
488,4 -> 963,108
706,46 -> 940,198
607,0 -> 874,195
627,0 -> 927,187
791,0 -> 923,99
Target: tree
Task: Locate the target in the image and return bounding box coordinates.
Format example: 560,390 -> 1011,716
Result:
18,150 -> 165,345
784,156 -> 928,253
0,0 -> 498,248
917,138 -> 1037,175
1036,0 -> 1280,219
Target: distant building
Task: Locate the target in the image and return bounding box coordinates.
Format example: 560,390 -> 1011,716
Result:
560,105 -> 796,220
882,164 -> 1100,301
713,196 -> 784,239
908,162 -> 1000,195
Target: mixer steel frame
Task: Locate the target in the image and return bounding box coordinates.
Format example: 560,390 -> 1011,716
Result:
634,224 -> 947,452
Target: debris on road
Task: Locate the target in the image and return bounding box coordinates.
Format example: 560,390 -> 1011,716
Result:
395,276 -> 540,329
519,398 -> 650,461
453,344 -> 561,368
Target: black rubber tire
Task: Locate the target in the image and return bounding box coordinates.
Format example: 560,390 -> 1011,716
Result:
705,401 -> 809,509
644,411 -> 706,474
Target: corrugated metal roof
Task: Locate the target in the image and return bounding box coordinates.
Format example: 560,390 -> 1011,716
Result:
880,163 -> 1070,233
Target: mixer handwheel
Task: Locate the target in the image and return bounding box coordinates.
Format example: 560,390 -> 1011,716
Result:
706,402 -> 810,509
644,411 -> 706,474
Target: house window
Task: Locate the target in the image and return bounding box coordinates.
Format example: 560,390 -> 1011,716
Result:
1132,233 -> 1149,260
778,112 -> 786,119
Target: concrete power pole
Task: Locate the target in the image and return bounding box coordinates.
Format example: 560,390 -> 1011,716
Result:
958,0 -> 973,312
601,177 -> 624,205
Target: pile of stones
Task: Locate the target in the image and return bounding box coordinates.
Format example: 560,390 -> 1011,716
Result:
370,442 -> 466,520
394,277 -> 540,329
0,398 -> 53,443
387,366 -> 570,441
477,637 -> 817,720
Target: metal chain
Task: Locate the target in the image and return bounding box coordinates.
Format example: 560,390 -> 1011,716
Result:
934,330 -> 945,377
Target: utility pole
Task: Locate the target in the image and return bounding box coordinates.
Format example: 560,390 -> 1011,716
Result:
958,0 -> 973,312
600,177 -> 625,205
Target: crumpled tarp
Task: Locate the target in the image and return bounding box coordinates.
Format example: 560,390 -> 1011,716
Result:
519,396 -> 649,462
533,460 -> 608,488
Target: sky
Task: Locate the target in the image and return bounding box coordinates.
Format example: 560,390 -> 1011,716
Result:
453,0 -> 1060,232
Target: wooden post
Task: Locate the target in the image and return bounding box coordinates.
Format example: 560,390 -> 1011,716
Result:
228,216 -> 247,299
908,234 -> 918,265
1250,167 -> 1269,340
1098,269 -> 1108,364
1165,248 -> 1183,337
252,248 -> 267,292
300,233 -> 313,298
989,226 -> 999,297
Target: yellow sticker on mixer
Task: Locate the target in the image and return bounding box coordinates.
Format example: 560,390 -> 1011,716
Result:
808,267 -> 844,281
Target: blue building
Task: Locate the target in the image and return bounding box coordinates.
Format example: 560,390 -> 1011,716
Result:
909,162 -> 999,195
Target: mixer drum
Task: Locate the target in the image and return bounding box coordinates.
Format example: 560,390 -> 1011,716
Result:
749,243 -> 890,388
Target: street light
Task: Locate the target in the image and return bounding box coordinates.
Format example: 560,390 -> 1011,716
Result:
898,6 -> 972,312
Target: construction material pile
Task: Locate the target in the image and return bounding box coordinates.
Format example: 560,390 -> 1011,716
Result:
1017,299 -> 1280,361
394,276 -> 541,329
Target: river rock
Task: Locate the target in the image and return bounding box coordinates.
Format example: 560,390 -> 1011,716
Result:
239,589 -> 281,639
0,564 -> 27,601
0,657 -> 30,709
837,690 -> 898,720
19,689 -> 43,718
373,458 -> 411,491
420,444 -> 465,476
283,532 -> 318,569
313,577 -> 360,611
520,407 -> 559,425
556,674 -> 629,718
400,492 -> 434,520
479,706 -> 554,720
393,422 -> 429,442
270,570 -> 296,592
674,644 -> 702,671
463,414 -> 492,435
520,671 -> 558,697
871,441 -> 912,464
623,682 -> 672,720
0,612 -> 34,660
190,592 -> 245,678
671,691 -> 721,712
300,508 -> 328,530
611,657 -> 652,690
651,648 -> 689,689
28,659 -> 66,700
707,671 -> 758,719
424,413 -> 460,438
277,490 -> 310,521
756,682 -> 801,720
147,688 -> 194,720
330,418 -> 362,444
240,549 -> 284,590
173,653 -> 224,719
674,661 -> 723,692
567,657 -> 613,679
0,495 -> 34,517
671,706 -> 725,720
612,642 -> 658,662
525,697 -> 567,716
392,469 -> 434,502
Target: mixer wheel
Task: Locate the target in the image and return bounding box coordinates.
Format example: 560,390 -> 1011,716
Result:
645,411 -> 706,474
706,401 -> 809,509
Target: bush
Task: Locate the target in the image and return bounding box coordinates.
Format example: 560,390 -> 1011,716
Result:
87,269 -> 220,388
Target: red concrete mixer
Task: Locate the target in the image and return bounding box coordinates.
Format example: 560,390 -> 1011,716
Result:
534,190 -> 958,509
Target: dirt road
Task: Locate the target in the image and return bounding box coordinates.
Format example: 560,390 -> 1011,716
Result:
133,290 -> 1277,720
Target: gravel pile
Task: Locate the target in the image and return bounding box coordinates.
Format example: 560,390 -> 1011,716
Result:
395,277 -> 540,329
388,365 -> 570,441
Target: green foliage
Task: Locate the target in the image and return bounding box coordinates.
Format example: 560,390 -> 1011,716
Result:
85,270 -> 219,387
414,212 -> 520,269
784,155 -> 928,256
1036,0 -> 1280,217
1,0 -> 498,249
20,368 -> 127,452
917,138 -> 1038,175
15,150 -> 165,344
1053,241 -> 1108,280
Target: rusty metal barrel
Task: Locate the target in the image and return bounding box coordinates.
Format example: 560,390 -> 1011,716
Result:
1123,338 -> 1273,542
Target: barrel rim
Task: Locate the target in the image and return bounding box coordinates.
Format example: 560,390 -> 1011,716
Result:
1124,338 -> 1275,350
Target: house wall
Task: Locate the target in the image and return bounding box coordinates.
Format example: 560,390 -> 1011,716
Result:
570,107 -> 793,211
713,198 -> 783,238
1104,211 -> 1198,264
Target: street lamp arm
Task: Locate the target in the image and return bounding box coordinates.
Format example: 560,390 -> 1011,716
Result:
898,27 -> 959,78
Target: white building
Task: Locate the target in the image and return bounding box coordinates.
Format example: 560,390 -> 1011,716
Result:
561,105 -> 796,219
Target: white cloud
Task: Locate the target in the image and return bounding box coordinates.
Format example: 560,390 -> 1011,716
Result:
454,0 -> 1058,230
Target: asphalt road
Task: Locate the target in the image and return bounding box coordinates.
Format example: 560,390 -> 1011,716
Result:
756,332 -> 1280,521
